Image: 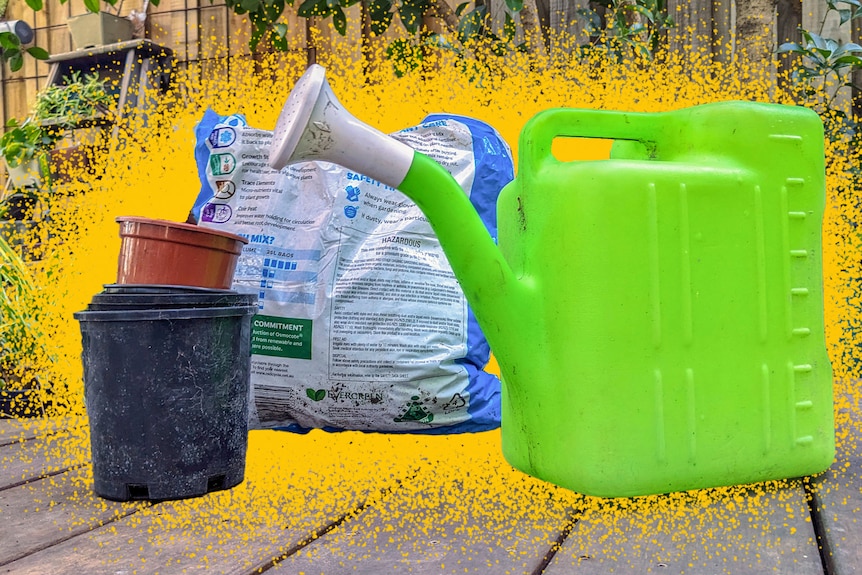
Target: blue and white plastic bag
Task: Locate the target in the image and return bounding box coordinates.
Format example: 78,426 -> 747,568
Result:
192,111 -> 513,434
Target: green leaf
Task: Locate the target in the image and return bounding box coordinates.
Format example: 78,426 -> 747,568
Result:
575,8 -> 602,32
249,24 -> 265,50
332,6 -> 347,34
306,388 -> 326,401
799,28 -> 826,50
3,143 -> 22,158
457,5 -> 485,43
399,4 -> 423,34
810,32 -> 827,50
832,54 -> 862,66
813,48 -> 833,61
777,41 -> 805,54
24,0 -> 43,9
628,3 -> 655,22
636,43 -> 652,61
298,0 -> 325,16
503,12 -> 515,42
839,8 -> 852,23
274,22 -> 289,38
26,47 -> 50,60
266,0 -> 285,20
271,30 -> 289,51
0,32 -> 19,50
491,40 -> 507,56
504,0 -> 523,11
250,11 -> 270,31
8,52 -> 23,72
369,0 -> 392,13
370,12 -> 393,34
241,0 -> 261,10
83,0 -> 100,12
367,0 -> 393,34
796,66 -> 820,79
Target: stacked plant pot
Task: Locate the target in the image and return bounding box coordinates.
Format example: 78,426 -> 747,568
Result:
75,217 -> 257,501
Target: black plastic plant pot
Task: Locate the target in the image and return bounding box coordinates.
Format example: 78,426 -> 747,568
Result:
74,304 -> 257,502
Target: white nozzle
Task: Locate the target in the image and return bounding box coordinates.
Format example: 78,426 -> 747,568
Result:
0,21 -> 34,45
269,64 -> 415,189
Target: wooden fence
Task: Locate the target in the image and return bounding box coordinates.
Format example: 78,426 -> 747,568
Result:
2,0 -> 281,130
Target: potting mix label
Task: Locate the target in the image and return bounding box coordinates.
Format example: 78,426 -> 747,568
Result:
192,111 -> 512,433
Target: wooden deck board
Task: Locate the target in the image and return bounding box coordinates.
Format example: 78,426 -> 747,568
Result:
0,494 -> 357,575
0,418 -> 84,448
0,466 -> 142,567
0,429 -> 433,574
809,384 -> 862,575
1,402 -> 861,574
273,441 -> 577,575
543,479 -> 823,574
0,427 -> 89,491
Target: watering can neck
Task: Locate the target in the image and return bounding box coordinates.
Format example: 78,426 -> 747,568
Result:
397,152 -> 524,354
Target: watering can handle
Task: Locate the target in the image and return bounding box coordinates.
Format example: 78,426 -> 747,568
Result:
519,108 -> 660,175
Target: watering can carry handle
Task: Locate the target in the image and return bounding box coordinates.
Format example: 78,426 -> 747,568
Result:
519,108 -> 660,175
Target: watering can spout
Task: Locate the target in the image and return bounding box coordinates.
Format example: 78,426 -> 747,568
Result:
268,64 -> 523,357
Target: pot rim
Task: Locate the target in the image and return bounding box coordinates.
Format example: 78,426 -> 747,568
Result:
116,216 -> 249,245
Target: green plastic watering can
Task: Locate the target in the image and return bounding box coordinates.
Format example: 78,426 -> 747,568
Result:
269,64 -> 835,498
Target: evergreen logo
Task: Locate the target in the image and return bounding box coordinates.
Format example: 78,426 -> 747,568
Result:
306,389 -> 326,401
394,395 -> 434,424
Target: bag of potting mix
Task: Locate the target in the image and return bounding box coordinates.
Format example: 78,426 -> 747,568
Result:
190,110 -> 512,434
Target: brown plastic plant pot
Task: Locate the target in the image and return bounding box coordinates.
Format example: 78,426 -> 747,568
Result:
116,217 -> 248,290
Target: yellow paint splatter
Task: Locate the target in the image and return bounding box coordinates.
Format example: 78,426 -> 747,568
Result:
2,22 -> 860,573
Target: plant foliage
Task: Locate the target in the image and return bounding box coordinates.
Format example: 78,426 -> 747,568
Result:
777,0 -> 862,230
0,30 -> 48,73
2,0 -> 160,70
209,0 -> 527,73
577,0 -> 674,63
32,71 -> 115,131
778,0 -> 862,140
0,119 -> 53,169
0,233 -> 47,390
